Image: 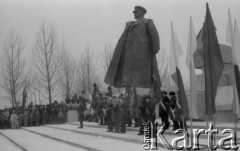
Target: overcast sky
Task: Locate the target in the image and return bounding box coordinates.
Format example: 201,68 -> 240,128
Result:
0,0 -> 240,79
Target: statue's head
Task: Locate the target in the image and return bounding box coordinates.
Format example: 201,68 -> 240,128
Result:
133,6 -> 147,19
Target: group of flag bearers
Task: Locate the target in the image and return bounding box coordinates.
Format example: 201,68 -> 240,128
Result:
89,78 -> 188,135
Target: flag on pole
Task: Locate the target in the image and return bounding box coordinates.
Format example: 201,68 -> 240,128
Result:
226,9 -> 240,116
151,75 -> 162,98
169,23 -> 189,119
169,24 -> 183,76
186,17 -> 198,119
130,81 -> 138,117
107,86 -> 112,96
202,3 -> 224,115
234,20 -> 240,110
234,20 -> 240,64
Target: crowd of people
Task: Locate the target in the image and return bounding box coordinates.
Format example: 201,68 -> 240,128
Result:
0,101 -> 68,129
0,84 -> 187,137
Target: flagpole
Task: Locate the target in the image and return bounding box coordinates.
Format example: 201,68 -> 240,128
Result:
171,23 -> 188,150
213,114 -> 216,147
189,16 -> 194,147
206,114 -> 209,151
228,11 -> 239,145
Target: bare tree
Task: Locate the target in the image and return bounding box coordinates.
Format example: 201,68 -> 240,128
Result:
59,43 -> 76,99
21,72 -> 32,107
76,47 -> 98,94
102,43 -> 113,73
32,20 -> 62,104
156,49 -> 177,90
0,31 -> 26,107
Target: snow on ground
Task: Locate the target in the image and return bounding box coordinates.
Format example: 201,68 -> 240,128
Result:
57,122 -> 240,151
24,126 -> 144,151
0,122 -> 239,151
51,123 -> 144,142
0,129 -> 86,151
0,134 -> 22,151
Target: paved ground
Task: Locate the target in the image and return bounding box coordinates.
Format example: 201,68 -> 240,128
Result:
0,120 -> 239,151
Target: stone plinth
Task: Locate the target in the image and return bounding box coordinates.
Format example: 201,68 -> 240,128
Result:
67,110 -> 78,122
193,44 -> 232,69
186,86 -> 236,122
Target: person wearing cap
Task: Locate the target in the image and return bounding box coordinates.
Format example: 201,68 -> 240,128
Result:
138,95 -> 157,136
105,5 -> 161,89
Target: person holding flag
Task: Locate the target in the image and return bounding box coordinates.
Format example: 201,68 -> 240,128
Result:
168,22 -> 190,132
159,91 -> 170,130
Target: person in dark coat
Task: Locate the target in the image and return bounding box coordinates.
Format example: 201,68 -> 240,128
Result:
2,108 -> 9,129
159,92 -> 171,130
35,109 -> 41,126
29,109 -> 36,126
176,92 -> 188,131
78,100 -> 86,128
119,94 -> 127,133
58,107 -> 64,124
138,95 -> 159,137
23,108 -> 29,127
111,97 -> 120,133
104,6 -> 160,88
18,110 -> 23,128
169,91 -> 180,130
105,95 -> 114,132
42,107 -> 48,124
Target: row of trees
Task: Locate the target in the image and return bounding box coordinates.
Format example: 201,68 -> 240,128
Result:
0,20 -> 177,107
0,20 -> 100,107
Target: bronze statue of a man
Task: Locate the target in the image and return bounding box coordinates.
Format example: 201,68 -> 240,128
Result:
105,6 -> 161,88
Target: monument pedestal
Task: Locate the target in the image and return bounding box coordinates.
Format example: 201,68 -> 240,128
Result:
186,86 -> 236,122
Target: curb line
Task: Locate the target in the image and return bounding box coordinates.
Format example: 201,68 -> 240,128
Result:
22,128 -> 100,151
0,131 -> 28,151
45,125 -> 209,150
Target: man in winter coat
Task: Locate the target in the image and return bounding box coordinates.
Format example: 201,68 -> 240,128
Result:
35,109 -> 41,126
23,109 -> 29,127
111,97 -> 121,133
78,100 -> 86,128
42,107 -> 48,124
2,108 -> 9,129
159,92 -> 171,130
169,91 -> 180,131
119,94 -> 127,133
105,95 -> 114,132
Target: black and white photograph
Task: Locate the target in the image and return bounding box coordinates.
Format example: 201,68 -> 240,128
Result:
0,0 -> 240,150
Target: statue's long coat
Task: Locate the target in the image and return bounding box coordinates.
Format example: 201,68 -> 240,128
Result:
105,19 -> 161,88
